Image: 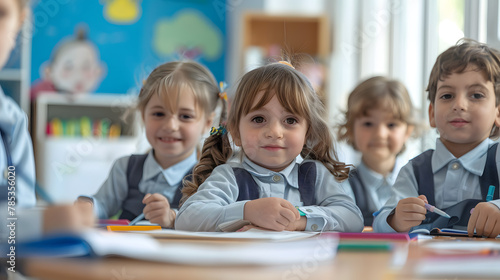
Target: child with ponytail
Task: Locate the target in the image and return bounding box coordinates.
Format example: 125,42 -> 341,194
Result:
177,61 -> 363,232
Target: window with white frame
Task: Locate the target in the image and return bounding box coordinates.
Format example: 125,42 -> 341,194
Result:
328,0 -> 487,164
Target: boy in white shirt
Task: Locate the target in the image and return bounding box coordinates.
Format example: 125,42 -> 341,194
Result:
373,38 -> 500,238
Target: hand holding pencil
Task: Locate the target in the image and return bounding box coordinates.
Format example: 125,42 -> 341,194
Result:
388,195 -> 429,232
424,203 -> 451,218
37,184 -> 95,235
140,193 -> 176,228
42,203 -> 95,234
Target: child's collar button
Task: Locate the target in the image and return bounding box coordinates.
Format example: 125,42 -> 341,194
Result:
272,174 -> 281,182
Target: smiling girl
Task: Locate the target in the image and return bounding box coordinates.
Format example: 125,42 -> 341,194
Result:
177,61 -> 363,232
78,61 -> 221,228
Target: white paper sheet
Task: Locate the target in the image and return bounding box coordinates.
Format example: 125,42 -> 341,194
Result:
82,230 -> 337,265
129,228 -> 320,241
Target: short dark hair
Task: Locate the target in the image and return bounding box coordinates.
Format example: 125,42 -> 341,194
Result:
426,38 -> 500,138
426,38 -> 500,105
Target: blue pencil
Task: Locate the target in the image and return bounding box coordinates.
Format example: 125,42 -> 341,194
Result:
486,185 -> 495,202
35,182 -> 54,205
129,213 -> 145,225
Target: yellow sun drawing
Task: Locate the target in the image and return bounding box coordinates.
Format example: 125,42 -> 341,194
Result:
102,0 -> 142,25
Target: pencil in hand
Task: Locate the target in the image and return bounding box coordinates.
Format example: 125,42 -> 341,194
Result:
129,213 -> 145,225
424,203 -> 451,218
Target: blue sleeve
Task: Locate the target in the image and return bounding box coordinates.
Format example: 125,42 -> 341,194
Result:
0,94 -> 36,208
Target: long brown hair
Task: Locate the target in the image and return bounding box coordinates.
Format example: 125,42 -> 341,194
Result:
182,62 -> 349,202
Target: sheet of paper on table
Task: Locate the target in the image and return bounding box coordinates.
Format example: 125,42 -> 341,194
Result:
15,229 -> 336,266
128,228 -> 320,241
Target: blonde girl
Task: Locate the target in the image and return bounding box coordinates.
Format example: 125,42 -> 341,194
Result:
78,61 -> 220,228
177,61 -> 363,232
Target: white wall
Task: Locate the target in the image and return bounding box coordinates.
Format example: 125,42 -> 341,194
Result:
226,0 -> 265,96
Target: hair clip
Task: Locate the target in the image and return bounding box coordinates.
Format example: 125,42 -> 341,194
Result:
278,61 -> 295,69
219,92 -> 227,101
210,125 -> 227,136
219,81 -> 228,101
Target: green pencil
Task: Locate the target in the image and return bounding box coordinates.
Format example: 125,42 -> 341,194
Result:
337,242 -> 393,251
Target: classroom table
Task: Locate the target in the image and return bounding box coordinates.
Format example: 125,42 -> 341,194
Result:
18,235 -> 500,280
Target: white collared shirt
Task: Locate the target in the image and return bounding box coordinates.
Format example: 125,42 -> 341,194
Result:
373,138 -> 500,232
176,156 -> 363,232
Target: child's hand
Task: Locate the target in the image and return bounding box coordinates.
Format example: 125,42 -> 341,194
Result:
388,195 -> 427,232
43,203 -> 95,234
142,193 -> 176,228
77,201 -> 95,227
243,197 -> 300,231
284,216 -> 307,231
467,202 -> 500,238
236,217 -> 306,232
74,198 -> 94,226
75,197 -> 93,208
236,224 -> 269,232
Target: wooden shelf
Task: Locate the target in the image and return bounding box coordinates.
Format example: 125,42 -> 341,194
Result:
34,94 -> 142,202
35,94 -> 139,139
242,13 -> 330,58
241,13 -> 331,103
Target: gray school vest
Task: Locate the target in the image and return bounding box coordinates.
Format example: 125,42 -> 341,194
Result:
348,168 -> 373,226
410,143 -> 499,231
233,161 -> 317,206
119,154 -> 187,221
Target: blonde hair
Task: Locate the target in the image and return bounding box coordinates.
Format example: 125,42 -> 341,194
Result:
426,38 -> 500,138
337,76 -> 416,152
182,62 -> 349,202
137,61 -> 219,120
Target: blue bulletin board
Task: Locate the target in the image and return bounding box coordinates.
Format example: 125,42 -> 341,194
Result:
30,0 -> 226,94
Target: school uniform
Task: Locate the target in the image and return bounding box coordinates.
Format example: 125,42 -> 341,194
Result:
0,88 -> 36,208
373,138 -> 500,232
345,158 -> 404,226
176,156 -> 364,232
0,88 -> 39,243
84,150 -> 196,220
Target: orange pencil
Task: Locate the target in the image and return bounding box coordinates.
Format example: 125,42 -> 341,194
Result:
107,225 -> 161,231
